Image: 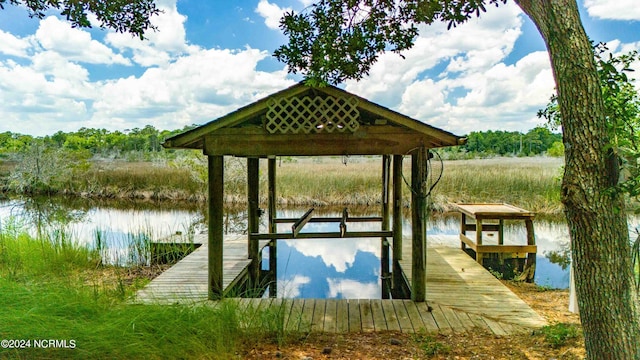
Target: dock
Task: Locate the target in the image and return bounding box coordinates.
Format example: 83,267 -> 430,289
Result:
136,234 -> 268,302
136,234 -> 547,334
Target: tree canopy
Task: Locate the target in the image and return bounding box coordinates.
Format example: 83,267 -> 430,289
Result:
0,0 -> 160,38
275,0 -> 507,85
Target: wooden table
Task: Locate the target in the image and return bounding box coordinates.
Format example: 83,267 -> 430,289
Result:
453,203 -> 537,281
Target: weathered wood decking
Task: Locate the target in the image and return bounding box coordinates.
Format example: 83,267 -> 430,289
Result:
400,236 -> 547,333
136,234 -> 267,302
136,234 -> 547,334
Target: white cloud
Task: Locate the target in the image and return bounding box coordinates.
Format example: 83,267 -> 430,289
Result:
0,0 -> 295,136
278,275 -> 310,298
343,2 -> 558,134
255,0 -> 291,30
584,0 -> 640,21
90,47 -> 294,131
345,2 -> 522,106
35,17 -> 130,65
298,0 -> 315,7
327,278 -> 379,299
105,0 -> 192,67
289,238 -> 378,273
0,29 -> 31,58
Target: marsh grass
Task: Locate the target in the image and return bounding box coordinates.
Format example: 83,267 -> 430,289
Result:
432,157 -> 563,213
9,156 -> 565,214
76,161 -> 205,200
0,226 -> 292,359
274,156 -> 563,213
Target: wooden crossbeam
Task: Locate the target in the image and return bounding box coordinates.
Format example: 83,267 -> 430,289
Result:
273,216 -> 382,224
292,208 -> 314,238
250,231 -> 394,241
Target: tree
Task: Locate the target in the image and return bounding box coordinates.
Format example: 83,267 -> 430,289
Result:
0,0 -> 160,39
540,44 -> 640,201
275,1 -> 640,358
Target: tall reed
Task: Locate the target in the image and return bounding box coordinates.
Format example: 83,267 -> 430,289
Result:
0,226 -> 292,359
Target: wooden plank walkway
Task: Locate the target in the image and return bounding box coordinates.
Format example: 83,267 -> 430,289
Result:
136,234 -> 547,335
136,234 -> 267,302
400,235 -> 547,334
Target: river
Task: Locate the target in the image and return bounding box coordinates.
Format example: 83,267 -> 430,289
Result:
0,197 -> 577,298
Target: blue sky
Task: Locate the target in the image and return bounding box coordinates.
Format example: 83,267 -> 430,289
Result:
0,0 -> 639,136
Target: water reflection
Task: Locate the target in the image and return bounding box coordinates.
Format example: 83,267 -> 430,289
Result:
0,197 -> 201,265
272,211 -> 382,298
0,197 -> 580,290
276,239 -> 381,298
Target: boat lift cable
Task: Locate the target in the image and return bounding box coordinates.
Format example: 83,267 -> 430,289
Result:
400,148 -> 444,200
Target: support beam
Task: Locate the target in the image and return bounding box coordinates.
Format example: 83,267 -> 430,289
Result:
411,148 -> 428,302
247,157 -> 260,291
203,126 -> 449,156
250,231 -> 394,240
292,208 -> 315,237
208,155 -> 224,300
274,216 -> 382,223
268,157 -> 277,298
392,155 -> 404,291
381,155 -> 391,299
521,219 -> 537,283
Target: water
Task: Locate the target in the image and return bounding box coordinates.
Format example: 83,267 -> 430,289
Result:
0,197 -> 201,265
272,210 -> 384,298
270,209 -> 574,297
0,197 -> 575,295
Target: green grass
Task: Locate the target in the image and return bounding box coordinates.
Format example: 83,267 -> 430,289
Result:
0,227 -> 290,359
2,156 -> 565,214
432,157 -> 563,214
274,156 -> 563,214
412,332 -> 451,356
537,323 -> 582,348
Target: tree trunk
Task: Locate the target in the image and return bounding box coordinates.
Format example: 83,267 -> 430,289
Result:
515,1 -> 640,358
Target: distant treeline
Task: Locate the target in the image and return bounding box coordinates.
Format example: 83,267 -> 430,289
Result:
0,125 -> 197,159
444,126 -> 563,158
0,125 -> 562,159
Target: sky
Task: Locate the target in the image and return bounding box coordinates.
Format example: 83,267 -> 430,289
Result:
0,0 -> 639,137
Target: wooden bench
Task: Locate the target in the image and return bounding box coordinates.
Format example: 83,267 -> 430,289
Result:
453,203 -> 537,282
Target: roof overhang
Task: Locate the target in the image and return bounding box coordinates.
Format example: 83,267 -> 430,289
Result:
163,82 -> 465,156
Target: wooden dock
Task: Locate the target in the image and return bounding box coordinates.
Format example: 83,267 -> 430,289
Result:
136,234 -> 547,334
136,234 -> 268,302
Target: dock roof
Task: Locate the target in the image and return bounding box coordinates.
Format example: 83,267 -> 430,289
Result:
163,82 -> 464,157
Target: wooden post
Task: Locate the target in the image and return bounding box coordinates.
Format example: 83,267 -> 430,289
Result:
392,155 -> 404,291
340,207 -> 348,238
247,157 -> 260,291
475,219 -> 483,265
460,213 -> 467,251
268,157 -> 277,297
381,155 -> 391,299
523,218 -> 537,282
411,147 -> 427,302
208,155 -> 224,300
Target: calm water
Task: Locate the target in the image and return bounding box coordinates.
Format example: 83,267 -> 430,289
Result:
0,197 -> 575,296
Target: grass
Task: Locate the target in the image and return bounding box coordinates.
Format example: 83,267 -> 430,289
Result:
274,156 -> 563,214
1,156 -> 565,214
431,157 -> 563,214
72,161 -> 206,201
537,323 -> 582,348
412,332 -> 451,356
0,226 -> 292,359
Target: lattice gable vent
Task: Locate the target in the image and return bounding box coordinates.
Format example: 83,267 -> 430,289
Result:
264,94 -> 360,134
